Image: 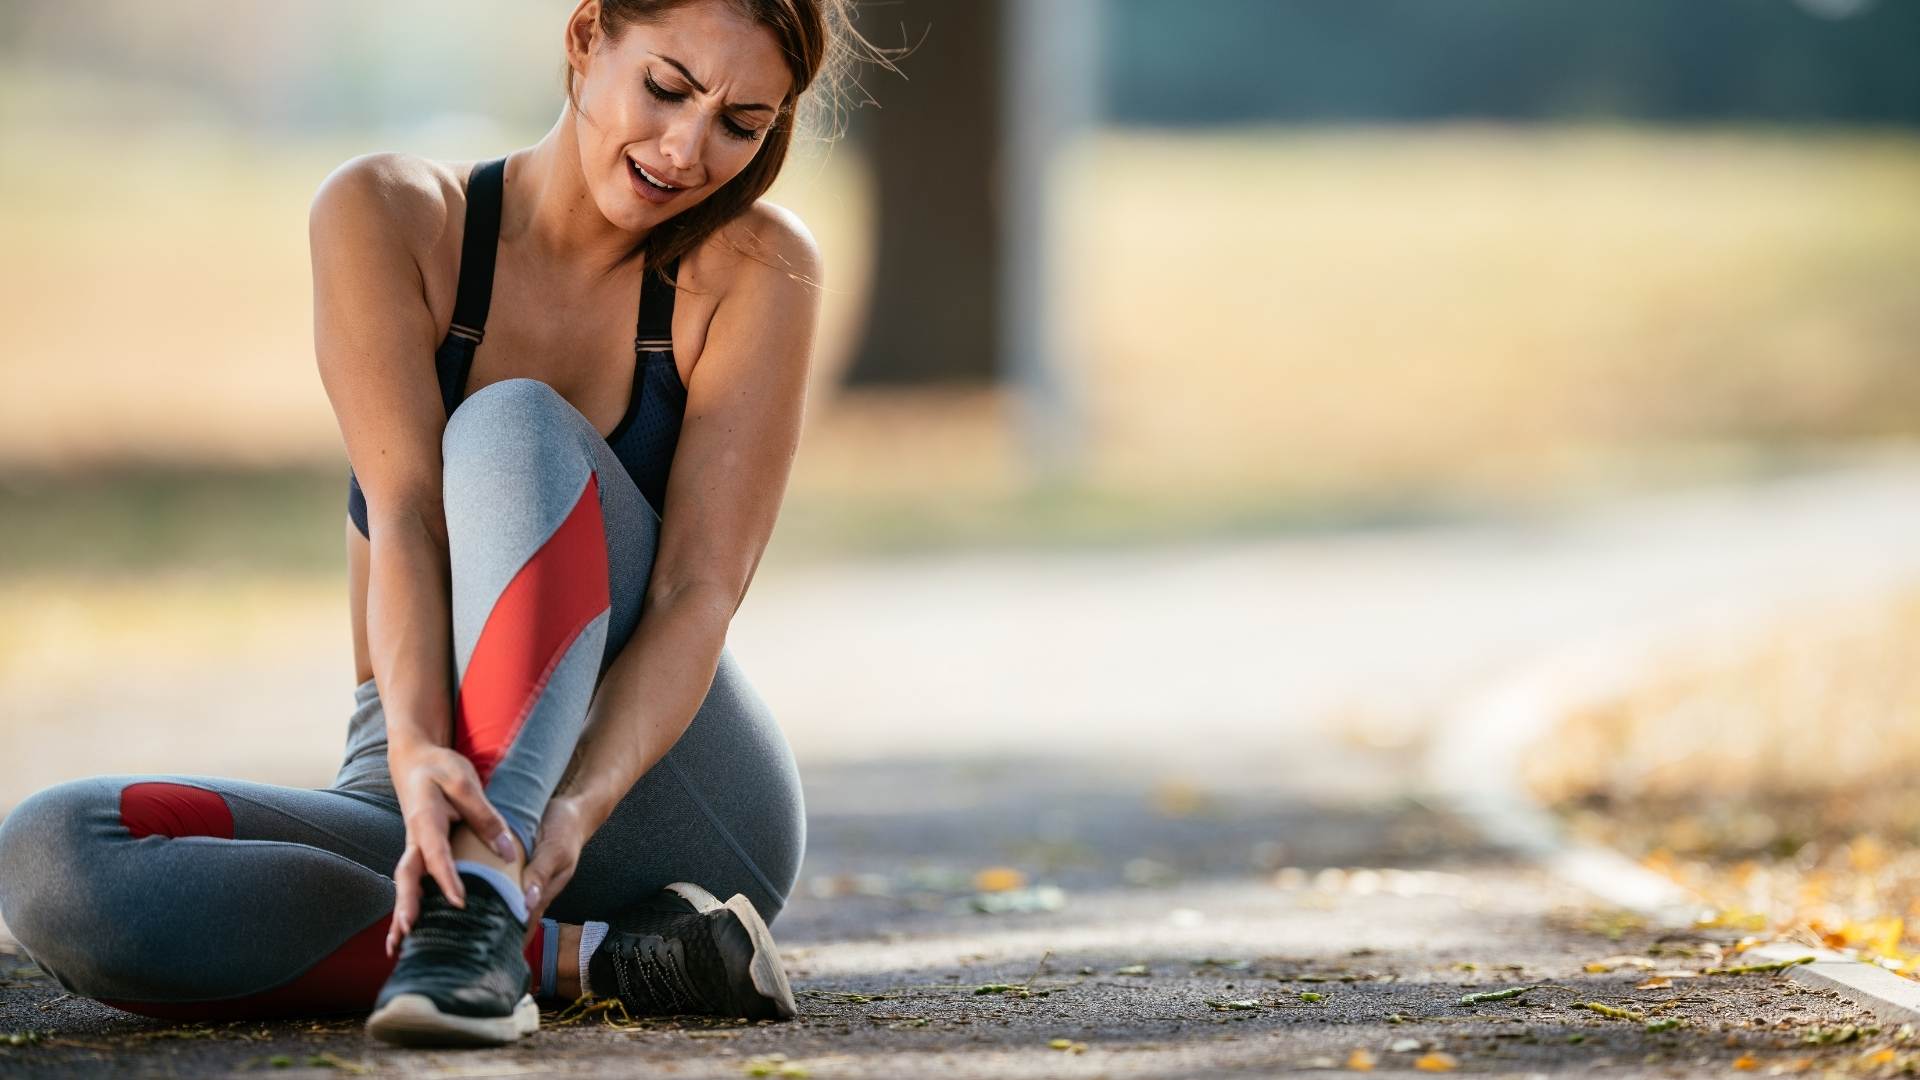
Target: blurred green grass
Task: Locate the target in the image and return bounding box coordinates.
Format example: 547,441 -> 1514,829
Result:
0,440 -> 1876,580
0,462 -> 1466,579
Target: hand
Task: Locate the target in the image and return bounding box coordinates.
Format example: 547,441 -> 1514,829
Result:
386,743 -> 519,957
520,794 -> 599,925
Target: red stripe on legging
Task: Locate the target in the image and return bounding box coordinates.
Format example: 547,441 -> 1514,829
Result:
454,471 -> 610,783
98,915 -> 549,1020
120,782 -> 234,839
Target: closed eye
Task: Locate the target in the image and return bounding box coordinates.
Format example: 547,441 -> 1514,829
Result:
645,70 -> 764,142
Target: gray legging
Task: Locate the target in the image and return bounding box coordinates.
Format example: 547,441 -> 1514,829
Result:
0,378 -> 806,1019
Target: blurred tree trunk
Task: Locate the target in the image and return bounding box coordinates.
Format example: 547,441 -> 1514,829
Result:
842,0 -> 1002,385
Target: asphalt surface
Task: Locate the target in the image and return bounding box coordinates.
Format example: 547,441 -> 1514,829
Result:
0,754 -> 1900,1078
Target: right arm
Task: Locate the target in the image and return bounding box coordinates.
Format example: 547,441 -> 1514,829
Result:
308,154 -> 513,937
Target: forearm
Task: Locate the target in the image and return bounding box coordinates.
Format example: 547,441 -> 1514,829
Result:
556,583 -> 735,823
366,506 -> 456,755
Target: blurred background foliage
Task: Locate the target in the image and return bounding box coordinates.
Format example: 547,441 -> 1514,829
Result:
1,0 -> 1917,581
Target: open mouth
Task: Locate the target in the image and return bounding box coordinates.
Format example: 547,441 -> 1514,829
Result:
628,157 -> 682,193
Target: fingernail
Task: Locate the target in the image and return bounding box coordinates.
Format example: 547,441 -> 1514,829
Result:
525,882 -> 542,910
494,833 -> 516,861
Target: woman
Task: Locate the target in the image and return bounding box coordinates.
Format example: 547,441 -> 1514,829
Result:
0,0 -> 853,1048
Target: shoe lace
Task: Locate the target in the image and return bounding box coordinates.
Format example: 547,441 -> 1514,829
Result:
610,933 -> 709,1015
396,887 -> 515,977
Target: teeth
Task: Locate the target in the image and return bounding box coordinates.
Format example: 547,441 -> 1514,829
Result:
631,160 -> 677,191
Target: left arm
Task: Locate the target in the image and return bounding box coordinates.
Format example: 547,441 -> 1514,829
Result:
521,207 -> 822,916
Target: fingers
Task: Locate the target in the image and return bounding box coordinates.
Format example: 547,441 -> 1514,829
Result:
418,824 -> 465,910
387,846 -> 422,957
444,768 -> 519,864
522,856 -> 575,925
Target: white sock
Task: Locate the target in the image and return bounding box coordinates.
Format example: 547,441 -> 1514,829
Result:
579,920 -> 610,983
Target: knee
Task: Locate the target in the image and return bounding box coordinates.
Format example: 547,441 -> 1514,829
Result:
441,379 -> 593,508
443,378 -> 577,463
0,780 -> 117,978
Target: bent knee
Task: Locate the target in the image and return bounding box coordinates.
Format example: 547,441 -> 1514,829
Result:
443,378 -> 580,457
0,779 -> 233,989
440,380 -> 599,533
0,780 -> 121,978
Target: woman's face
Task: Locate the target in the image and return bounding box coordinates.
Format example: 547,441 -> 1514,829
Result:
566,0 -> 792,233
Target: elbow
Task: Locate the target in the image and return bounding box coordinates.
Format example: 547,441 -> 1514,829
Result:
645,577 -> 742,627
367,492 -> 449,550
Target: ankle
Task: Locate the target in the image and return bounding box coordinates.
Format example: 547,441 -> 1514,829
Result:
450,823 -> 525,878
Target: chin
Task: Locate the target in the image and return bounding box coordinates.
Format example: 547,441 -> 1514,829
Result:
588,184 -> 656,234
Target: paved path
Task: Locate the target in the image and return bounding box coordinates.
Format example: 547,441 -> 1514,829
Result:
0,756 -> 1895,1077
8,458 -> 1920,1075
737,456 -> 1920,777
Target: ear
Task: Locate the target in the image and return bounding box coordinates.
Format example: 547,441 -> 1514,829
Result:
564,0 -> 602,82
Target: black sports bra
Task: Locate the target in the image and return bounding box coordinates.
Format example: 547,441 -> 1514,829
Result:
346,156 -> 687,538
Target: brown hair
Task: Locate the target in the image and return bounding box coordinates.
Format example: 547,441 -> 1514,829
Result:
564,0 -> 878,288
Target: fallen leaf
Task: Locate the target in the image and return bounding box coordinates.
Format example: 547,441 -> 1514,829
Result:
973,866 -> 1027,892
1578,1001 -> 1646,1021
1455,985 -> 1537,1006
1584,955 -> 1657,973
1732,1054 -> 1758,1070
1635,976 -> 1673,990
742,1057 -> 809,1079
1152,779 -> 1207,817
1414,1051 -> 1458,1071
1390,1038 -> 1423,1052
1346,1048 -> 1377,1071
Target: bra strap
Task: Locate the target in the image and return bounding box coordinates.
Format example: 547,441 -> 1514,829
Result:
448,157 -> 507,344
634,256 -> 681,352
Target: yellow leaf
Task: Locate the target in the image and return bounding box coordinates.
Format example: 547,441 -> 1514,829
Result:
1635,976 -> 1672,990
1346,1048 -> 1377,1071
1849,835 -> 1887,873
1866,1049 -> 1897,1065
1152,779 -> 1206,818
1733,1054 -> 1758,1070
1414,1052 -> 1458,1071
973,866 -> 1027,892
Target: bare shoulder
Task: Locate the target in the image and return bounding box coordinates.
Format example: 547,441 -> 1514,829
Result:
681,199 -> 825,296
308,151 -> 462,264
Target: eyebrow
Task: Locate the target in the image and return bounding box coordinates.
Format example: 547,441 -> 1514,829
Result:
651,53 -> 777,115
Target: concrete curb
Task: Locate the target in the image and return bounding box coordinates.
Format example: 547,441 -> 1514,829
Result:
1423,635 -> 1920,1028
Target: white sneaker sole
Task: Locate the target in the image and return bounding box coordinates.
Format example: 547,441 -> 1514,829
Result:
365,991 -> 539,1047
722,892 -> 799,1019
651,882 -> 797,1019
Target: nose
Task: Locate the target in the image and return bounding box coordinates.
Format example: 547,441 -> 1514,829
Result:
659,113 -> 704,174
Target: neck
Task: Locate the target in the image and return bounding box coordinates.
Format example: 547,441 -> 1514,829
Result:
508,105 -> 650,281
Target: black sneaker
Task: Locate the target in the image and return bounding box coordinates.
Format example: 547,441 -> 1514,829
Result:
365,872 -> 537,1047
587,882 -> 797,1021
